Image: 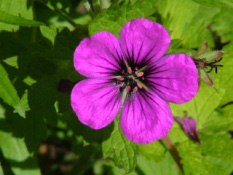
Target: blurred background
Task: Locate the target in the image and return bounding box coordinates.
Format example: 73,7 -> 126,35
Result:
0,0 -> 233,175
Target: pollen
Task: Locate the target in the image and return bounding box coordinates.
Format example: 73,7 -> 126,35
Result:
137,82 -> 143,89
128,67 -> 132,74
137,72 -> 144,77
114,63 -> 147,95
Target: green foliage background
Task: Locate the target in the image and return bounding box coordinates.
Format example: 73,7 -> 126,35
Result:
0,0 -> 233,174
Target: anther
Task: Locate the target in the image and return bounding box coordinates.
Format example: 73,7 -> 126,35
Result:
117,77 -> 125,81
126,86 -> 131,92
137,82 -> 143,89
134,86 -> 138,92
135,67 -> 138,71
128,67 -> 132,74
137,72 -> 144,77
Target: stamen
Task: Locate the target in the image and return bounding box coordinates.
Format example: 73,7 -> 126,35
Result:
128,67 -> 132,74
122,70 -> 125,74
134,86 -> 138,92
126,86 -> 131,92
137,72 -> 144,77
117,77 -> 125,81
137,82 -> 143,89
135,67 -> 138,71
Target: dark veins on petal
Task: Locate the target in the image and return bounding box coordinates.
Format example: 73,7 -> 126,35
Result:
108,43 -> 173,98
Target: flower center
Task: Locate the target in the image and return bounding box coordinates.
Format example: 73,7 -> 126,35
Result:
114,66 -> 146,95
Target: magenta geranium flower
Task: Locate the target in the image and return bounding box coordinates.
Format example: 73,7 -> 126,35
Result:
71,18 -> 198,144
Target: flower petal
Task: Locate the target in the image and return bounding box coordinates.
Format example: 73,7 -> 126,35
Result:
120,18 -> 170,65
71,79 -> 122,129
74,31 -> 123,78
120,90 -> 174,144
146,54 -> 198,104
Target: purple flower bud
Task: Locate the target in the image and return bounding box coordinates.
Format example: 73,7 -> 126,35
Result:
175,116 -> 201,144
58,79 -> 71,92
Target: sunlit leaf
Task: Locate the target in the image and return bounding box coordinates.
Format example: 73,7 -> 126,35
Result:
89,0 -> 159,36
212,42 -> 233,105
137,153 -> 182,175
0,10 -> 44,26
212,7 -> 233,42
158,0 -> 219,48
178,140 -> 232,175
191,0 -> 233,7
0,118 -> 40,175
40,26 -> 58,45
138,141 -> 166,162
0,63 -> 25,117
170,82 -> 225,143
0,0 -> 34,31
102,118 -> 138,173
3,56 -> 18,69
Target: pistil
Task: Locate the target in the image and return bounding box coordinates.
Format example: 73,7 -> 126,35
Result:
114,62 -> 149,95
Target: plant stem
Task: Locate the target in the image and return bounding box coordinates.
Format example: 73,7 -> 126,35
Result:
87,0 -> 95,13
36,0 -> 78,28
53,8 -> 78,28
31,0 -> 37,42
161,135 -> 184,174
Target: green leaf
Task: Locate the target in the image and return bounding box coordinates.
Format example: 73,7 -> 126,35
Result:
211,42 -> 233,105
178,141 -> 230,175
0,164 -> 3,175
40,26 -> 58,45
0,119 -> 40,175
201,109 -> 233,133
23,111 -> 47,153
0,0 -> 34,31
212,7 -> 233,42
169,78 -> 225,142
0,10 -> 44,26
166,39 -> 183,54
28,76 -> 58,125
102,118 -> 138,173
20,90 -> 30,112
170,82 -> 225,132
201,133 -> 233,161
89,0 -> 159,36
137,153 -> 182,175
3,56 -> 18,69
0,63 -> 25,117
178,133 -> 233,175
191,0 -> 233,7
138,141 -> 166,162
158,0 -> 219,48
23,76 -> 37,86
